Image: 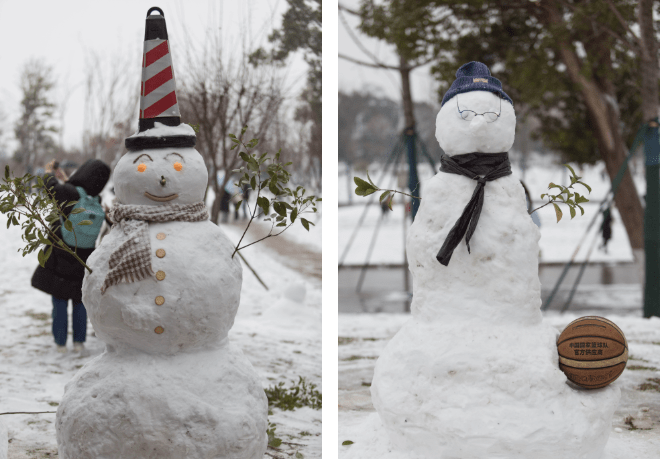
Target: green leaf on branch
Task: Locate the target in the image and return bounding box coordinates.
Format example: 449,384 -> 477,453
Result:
301,218 -> 314,231
77,220 -> 93,226
354,176 -> 377,196
552,203 -> 563,223
569,206 -> 576,219
574,193 -> 589,204
64,219 -> 73,232
577,181 -> 592,193
257,196 -> 269,215
37,248 -> 46,268
366,170 -> 376,187
273,202 -> 287,217
564,163 -> 577,178
379,190 -> 391,203
291,207 -> 298,223
269,181 -> 282,196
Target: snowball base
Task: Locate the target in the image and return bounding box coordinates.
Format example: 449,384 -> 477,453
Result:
56,341 -> 268,459
371,318 -> 620,459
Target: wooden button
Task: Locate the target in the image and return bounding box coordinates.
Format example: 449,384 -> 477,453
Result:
155,270 -> 166,281
156,233 -> 166,240
156,248 -> 166,258
155,296 -> 165,306
154,326 -> 164,334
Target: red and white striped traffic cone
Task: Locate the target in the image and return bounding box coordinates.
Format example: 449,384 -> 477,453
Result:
125,7 -> 195,151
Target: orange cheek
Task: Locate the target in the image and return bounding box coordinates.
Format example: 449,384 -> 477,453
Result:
137,163 -> 147,173
173,162 -> 183,171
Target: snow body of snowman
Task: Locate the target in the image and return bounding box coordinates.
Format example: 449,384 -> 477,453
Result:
369,63 -> 620,459
55,123 -> 268,459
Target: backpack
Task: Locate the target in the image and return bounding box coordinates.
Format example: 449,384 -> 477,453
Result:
60,186 -> 105,249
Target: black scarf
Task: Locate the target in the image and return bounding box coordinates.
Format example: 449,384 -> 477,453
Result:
436,152 -> 512,266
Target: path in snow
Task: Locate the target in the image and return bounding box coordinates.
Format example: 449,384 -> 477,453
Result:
0,214 -> 322,459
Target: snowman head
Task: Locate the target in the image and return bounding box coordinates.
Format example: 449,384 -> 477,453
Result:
436,62 -> 516,155
114,146 -> 208,206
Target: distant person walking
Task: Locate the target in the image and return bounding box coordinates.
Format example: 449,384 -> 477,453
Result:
600,207 -> 613,253
31,159 -> 111,354
242,183 -> 250,220
220,190 -> 231,223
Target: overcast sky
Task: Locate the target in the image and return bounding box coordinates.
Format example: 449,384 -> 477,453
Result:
0,0 -> 307,152
338,0 -> 440,106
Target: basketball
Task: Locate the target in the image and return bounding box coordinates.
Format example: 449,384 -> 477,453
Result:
556,316 -> 628,389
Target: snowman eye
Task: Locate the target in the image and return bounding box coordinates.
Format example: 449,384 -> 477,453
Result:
173,162 -> 183,171
133,153 -> 153,163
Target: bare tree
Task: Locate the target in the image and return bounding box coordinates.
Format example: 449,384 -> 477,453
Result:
82,49 -> 139,169
178,29 -> 286,224
13,60 -> 58,174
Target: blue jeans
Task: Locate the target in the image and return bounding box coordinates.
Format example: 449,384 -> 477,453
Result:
51,297 -> 87,346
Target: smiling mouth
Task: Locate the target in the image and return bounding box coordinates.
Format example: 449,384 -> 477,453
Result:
144,192 -> 179,202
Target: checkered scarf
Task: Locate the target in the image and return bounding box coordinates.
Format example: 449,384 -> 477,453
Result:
101,202 -> 208,293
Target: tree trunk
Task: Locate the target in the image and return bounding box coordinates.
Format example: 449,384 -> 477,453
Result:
399,56 -> 415,129
638,0 -> 659,123
541,0 -> 644,249
638,0 -> 660,317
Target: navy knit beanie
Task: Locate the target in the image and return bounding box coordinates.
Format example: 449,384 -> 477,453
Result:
441,61 -> 513,107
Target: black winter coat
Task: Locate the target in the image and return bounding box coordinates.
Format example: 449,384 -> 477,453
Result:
31,159 -> 111,303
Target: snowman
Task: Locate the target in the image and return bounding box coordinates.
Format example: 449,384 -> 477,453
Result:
365,62 -> 621,459
55,9 -> 267,459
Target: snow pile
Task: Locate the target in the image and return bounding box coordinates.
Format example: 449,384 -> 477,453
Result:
347,90 -> 620,459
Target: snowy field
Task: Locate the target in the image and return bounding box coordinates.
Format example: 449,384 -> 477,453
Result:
339,158 -> 644,265
338,312 -> 660,459
0,213 -> 321,459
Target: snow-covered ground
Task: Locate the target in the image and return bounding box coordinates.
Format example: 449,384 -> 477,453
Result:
338,312 -> 660,459
339,158 -> 644,265
0,213 -> 321,458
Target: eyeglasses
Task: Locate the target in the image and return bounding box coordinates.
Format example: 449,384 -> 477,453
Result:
456,94 -> 501,122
